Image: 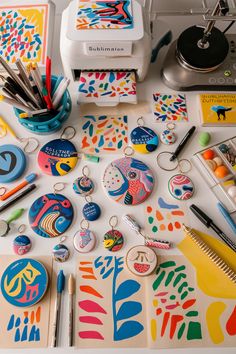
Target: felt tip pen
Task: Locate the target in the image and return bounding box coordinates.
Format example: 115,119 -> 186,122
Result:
170,126 -> 196,161
52,78 -> 70,109
0,184 -> 37,214
51,270 -> 65,348
0,174 -> 38,201
190,204 -> 236,252
42,87 -> 54,110
0,95 -> 31,112
68,274 -> 75,347
19,109 -> 49,119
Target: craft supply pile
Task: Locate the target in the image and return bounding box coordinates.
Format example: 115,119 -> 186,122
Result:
0,0 -> 235,351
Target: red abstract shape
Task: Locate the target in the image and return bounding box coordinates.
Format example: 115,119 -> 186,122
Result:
161,312 -> 170,337
182,299 -> 196,310
79,331 -> 104,340
175,222 -> 181,229
156,308 -> 162,316
168,223 -> 173,231
166,302 -> 180,310
170,315 -> 184,339
79,300 -> 107,314
79,316 -> 103,325
226,305 -> 236,335
80,285 -> 103,298
155,292 -> 168,297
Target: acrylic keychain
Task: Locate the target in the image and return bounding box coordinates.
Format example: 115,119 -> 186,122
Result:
103,216 -> 124,252
82,195 -> 101,221
160,123 -> 177,145
73,165 -> 95,197
37,126 -> 79,176
0,116 -> 39,153
102,146 -> 155,206
29,182 -> 74,238
156,152 -> 195,201
52,235 -> 70,262
13,224 -> 32,256
130,117 -> 159,154
73,219 -> 96,253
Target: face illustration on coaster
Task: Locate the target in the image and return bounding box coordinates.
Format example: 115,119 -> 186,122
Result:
38,139 -> 78,176
168,174 -> 194,200
126,245 -> 158,276
131,126 -> 159,154
103,156 -> 154,205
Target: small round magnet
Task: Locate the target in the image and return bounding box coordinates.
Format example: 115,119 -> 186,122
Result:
126,245 -> 157,276
53,243 -> 70,263
160,129 -> 177,145
103,229 -> 124,252
82,198 -> 101,221
74,221 -> 96,253
0,144 -> 26,183
13,235 -> 31,255
168,174 -> 194,201
73,167 -> 94,197
131,122 -> 159,154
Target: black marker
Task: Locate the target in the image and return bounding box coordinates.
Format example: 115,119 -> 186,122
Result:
170,126 -> 196,161
190,204 -> 236,252
0,184 -> 37,214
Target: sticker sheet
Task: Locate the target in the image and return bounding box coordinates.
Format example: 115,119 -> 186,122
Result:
77,0 -> 133,30
78,71 -> 137,104
0,256 -> 54,348
81,115 -> 128,154
0,4 -> 49,65
153,93 -> 188,122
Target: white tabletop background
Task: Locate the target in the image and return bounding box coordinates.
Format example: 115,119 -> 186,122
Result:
0,0 -> 235,353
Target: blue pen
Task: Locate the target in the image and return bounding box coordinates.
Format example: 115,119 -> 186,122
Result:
217,202 -> 236,235
51,270 -> 65,347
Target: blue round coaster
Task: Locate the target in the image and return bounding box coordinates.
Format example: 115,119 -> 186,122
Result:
29,193 -> 74,238
0,145 -> 26,183
131,126 -> 159,154
1,258 -> 48,307
82,202 -> 101,221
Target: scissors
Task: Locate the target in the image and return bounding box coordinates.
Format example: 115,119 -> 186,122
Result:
0,208 -> 24,237
0,116 -> 39,153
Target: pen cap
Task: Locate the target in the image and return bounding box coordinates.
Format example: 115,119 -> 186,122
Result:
26,173 -> 38,183
68,274 -> 75,295
57,270 -> 65,293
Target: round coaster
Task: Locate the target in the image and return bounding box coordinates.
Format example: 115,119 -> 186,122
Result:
29,193 -> 74,238
103,229 -> 124,252
126,245 -> 157,276
131,126 -> 159,154
103,157 -> 154,205
74,229 -> 96,253
1,258 -> 48,307
73,176 -> 94,196
168,174 -> 194,200
53,244 -> 70,262
38,139 -> 78,176
82,202 -> 101,221
0,144 -> 26,183
160,130 -> 176,145
13,235 -> 31,255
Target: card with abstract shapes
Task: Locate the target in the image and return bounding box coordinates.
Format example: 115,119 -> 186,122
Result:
0,256 -> 54,348
78,71 -> 137,104
153,93 -> 188,122
81,115 -> 128,154
77,0 -> 133,30
0,4 -> 49,65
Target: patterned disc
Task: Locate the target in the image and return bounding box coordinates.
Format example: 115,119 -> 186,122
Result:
160,129 -> 176,145
1,258 -> 48,307
102,157 -> 154,205
74,229 -> 96,253
168,174 -> 194,200
29,193 -> 74,238
53,244 -> 70,262
82,202 -> 101,221
131,126 -> 159,154
38,139 -> 78,176
103,229 -> 124,252
73,176 -> 94,196
126,245 -> 157,276
13,235 -> 31,255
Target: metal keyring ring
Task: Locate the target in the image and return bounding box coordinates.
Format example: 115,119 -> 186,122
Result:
156,151 -> 179,171
124,146 -> 134,157
60,126 -> 76,141
137,117 -> 144,127
0,187 -> 7,196
109,215 -> 118,230
19,137 -> 40,154
53,182 -> 66,194
79,219 -> 89,230
18,224 -> 26,234
85,195 -> 92,204
82,165 -> 89,177
178,159 -> 192,174
60,235 -> 67,244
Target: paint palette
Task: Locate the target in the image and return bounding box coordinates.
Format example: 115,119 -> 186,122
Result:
1,258 -> 48,307
193,136 -> 236,213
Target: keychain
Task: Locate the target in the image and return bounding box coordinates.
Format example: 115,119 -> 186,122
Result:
13,224 -> 32,255
52,235 -> 70,262
29,182 -> 74,238
160,123 -> 177,145
156,152 -> 194,201
0,116 -> 39,154
73,165 -> 94,196
82,196 -> 101,221
130,117 -> 159,154
0,208 -> 24,237
37,126 -> 79,176
73,219 -> 96,253
102,146 -> 154,206
103,216 -> 124,252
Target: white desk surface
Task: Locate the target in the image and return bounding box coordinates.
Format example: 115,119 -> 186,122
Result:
0,1 -> 235,353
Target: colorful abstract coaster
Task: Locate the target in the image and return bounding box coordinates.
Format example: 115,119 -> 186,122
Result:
81,115 -> 128,154
77,0 -> 133,30
1,258 -> 48,307
78,71 -> 137,104
153,93 -> 188,122
0,4 -> 49,65
168,174 -> 194,201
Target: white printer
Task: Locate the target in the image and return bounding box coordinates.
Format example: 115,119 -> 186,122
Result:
60,0 -> 171,92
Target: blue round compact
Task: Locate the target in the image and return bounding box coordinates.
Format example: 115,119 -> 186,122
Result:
1,258 -> 48,307
82,202 -> 101,221
0,144 -> 26,183
131,126 -> 159,154
29,193 -> 74,238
